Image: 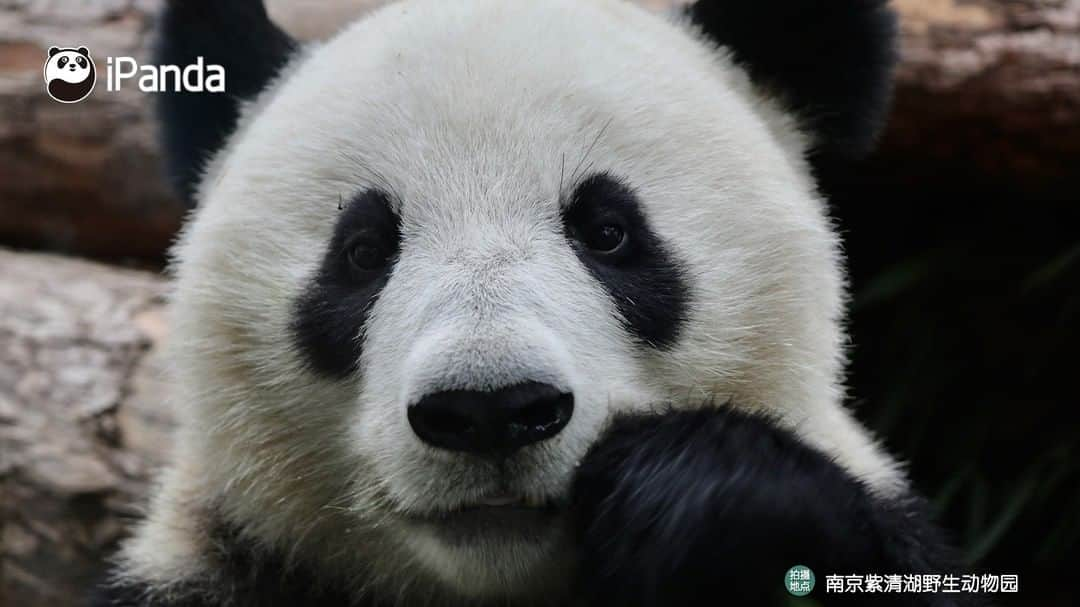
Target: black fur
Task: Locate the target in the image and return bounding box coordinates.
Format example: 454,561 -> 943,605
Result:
563,173 -> 690,349
686,0 -> 898,162
155,0 -> 296,204
293,190 -> 402,377
572,407 -> 987,606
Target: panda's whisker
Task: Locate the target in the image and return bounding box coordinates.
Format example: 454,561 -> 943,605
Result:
570,117 -> 614,186
335,148 -> 396,197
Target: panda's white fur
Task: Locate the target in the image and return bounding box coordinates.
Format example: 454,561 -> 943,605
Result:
121,0 -> 906,603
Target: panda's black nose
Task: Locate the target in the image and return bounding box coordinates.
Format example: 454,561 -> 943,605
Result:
408,382 -> 573,455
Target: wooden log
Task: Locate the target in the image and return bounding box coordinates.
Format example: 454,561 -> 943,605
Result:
0,249 -> 171,607
884,0 -> 1080,193
0,0 -> 1076,261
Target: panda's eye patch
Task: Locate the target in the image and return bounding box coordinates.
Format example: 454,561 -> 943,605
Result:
76,57 -> 87,68
58,57 -> 68,68
293,189 -> 401,377
561,172 -> 690,349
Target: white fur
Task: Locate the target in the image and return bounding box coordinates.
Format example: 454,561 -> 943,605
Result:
125,0 -> 906,603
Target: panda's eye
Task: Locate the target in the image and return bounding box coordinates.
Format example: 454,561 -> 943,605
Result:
76,57 -> 87,68
58,57 -> 68,68
564,175 -> 636,261
580,222 -> 627,254
345,236 -> 392,272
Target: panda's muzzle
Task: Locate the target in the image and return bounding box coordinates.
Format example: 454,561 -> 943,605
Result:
407,381 -> 573,456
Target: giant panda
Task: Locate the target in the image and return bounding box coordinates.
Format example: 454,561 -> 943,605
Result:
94,1 -> 981,606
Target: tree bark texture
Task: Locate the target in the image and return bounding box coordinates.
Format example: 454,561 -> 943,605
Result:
0,249 -> 170,607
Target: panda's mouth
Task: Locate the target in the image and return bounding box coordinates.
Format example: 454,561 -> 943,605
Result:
435,493 -> 561,517
472,492 -> 557,509
408,493 -> 564,538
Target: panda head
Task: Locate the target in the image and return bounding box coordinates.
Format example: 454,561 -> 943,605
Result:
45,46 -> 92,83
43,46 -> 96,103
152,0 -> 896,600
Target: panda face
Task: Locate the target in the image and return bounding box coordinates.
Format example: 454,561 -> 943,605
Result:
44,48 -> 92,84
168,0 -> 848,599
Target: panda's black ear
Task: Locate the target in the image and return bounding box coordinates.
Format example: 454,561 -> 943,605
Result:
48,46 -> 60,57
155,0 -> 297,205
77,47 -> 89,56
685,0 -> 898,162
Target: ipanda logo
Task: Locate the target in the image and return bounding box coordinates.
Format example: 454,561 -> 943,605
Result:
45,46 -> 225,103
44,46 -> 96,103
107,56 -> 225,93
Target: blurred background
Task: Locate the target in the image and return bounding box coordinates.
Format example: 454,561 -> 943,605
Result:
0,1 -> 1076,605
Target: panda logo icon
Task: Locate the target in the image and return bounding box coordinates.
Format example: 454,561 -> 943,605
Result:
43,46 -> 96,103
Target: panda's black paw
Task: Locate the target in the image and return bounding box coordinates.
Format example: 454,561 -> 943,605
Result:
570,406 -> 976,606
571,407 -> 834,604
